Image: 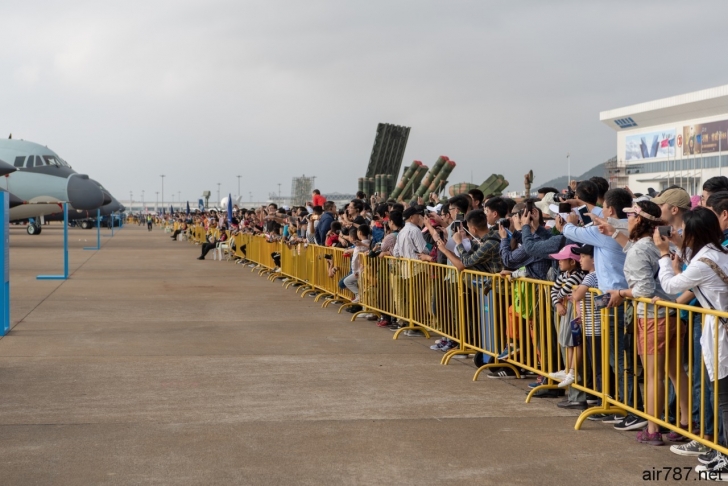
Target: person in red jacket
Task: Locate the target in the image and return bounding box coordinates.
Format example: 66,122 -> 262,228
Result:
312,189 -> 326,207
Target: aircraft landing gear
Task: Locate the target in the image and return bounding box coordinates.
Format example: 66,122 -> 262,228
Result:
80,220 -> 91,230
27,223 -> 42,235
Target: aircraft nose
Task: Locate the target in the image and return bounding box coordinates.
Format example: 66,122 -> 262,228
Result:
66,174 -> 105,210
5,190 -> 23,208
0,159 -> 16,177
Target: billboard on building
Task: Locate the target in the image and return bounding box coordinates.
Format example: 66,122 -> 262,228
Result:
682,120 -> 728,155
625,129 -> 676,161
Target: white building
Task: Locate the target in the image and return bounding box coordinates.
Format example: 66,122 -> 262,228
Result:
601,84 -> 728,196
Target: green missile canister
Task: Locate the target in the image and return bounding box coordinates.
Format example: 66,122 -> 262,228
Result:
425,160 -> 456,201
415,156 -> 448,197
448,182 -> 478,197
390,160 -> 422,200
400,164 -> 427,201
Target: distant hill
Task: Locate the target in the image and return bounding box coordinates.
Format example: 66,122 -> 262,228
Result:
536,158 -> 611,190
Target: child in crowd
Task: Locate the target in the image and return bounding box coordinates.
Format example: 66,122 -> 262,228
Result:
548,244 -> 586,387
342,224 -> 371,303
569,245 -> 601,394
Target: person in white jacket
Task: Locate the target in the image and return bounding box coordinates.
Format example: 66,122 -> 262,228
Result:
655,206 -> 728,476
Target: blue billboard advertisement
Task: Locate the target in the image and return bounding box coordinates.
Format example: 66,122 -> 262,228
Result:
625,129 -> 676,161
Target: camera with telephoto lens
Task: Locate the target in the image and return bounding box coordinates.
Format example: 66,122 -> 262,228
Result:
552,188 -> 575,203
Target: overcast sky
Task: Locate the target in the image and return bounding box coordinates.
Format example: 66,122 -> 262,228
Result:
2,0 -> 727,205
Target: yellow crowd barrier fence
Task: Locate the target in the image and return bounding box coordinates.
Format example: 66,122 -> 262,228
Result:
187,225 -> 728,453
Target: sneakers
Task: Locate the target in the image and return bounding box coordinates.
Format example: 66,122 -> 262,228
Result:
441,340 -> 458,352
614,413 -> 648,431
556,399 -> 587,410
487,368 -> 517,379
388,322 -> 404,331
636,429 -> 664,446
601,414 -> 625,424
557,373 -> 574,388
671,440 -> 711,457
548,370 -> 568,381
497,345 -> 517,360
700,449 -> 721,465
695,453 -> 728,480
377,319 -> 391,328
527,376 -> 545,389
664,424 -> 690,442
586,413 -> 612,421
403,329 -> 424,337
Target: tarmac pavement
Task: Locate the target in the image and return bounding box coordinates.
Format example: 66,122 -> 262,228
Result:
0,224 -> 696,485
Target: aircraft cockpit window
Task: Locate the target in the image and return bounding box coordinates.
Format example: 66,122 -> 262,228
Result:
14,156 -> 24,168
43,156 -> 61,167
24,155 -> 34,167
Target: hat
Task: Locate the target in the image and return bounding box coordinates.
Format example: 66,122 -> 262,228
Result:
403,206 -> 424,220
651,188 -> 691,210
426,203 -> 443,214
623,205 -> 660,221
549,244 -> 581,261
535,192 -> 557,218
573,244 -> 594,257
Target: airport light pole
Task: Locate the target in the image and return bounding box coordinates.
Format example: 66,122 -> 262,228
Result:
160,175 -> 165,213
237,175 -> 241,198
567,153 -> 571,187
155,192 -> 159,213
141,190 -> 145,212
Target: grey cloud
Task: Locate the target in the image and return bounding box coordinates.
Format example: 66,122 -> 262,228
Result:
0,0 -> 726,204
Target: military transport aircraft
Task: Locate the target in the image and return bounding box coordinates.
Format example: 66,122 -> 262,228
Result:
0,139 -> 106,234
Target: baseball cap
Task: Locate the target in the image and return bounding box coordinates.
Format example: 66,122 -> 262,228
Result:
651,188 -> 691,210
573,244 -> 593,257
403,206 -> 425,220
549,244 -> 581,261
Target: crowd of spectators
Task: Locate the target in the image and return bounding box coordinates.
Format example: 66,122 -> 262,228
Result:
170,177 -> 728,478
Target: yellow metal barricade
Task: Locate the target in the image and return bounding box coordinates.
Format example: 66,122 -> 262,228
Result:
218,235 -> 728,453
594,297 -> 728,453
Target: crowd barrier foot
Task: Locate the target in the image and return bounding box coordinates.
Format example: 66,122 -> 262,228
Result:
322,298 -> 341,308
284,280 -> 300,289
267,272 -> 281,281
351,310 -> 380,322
251,264 -> 262,273
524,383 -> 561,402
314,292 -> 333,302
258,268 -> 271,277
393,325 -> 431,340
441,348 -> 469,365
473,362 -> 521,381
574,406 -> 626,430
295,285 -> 311,294
300,289 -> 317,298
337,302 -> 357,313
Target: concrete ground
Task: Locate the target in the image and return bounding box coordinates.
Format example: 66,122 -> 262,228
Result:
0,224 -> 696,485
